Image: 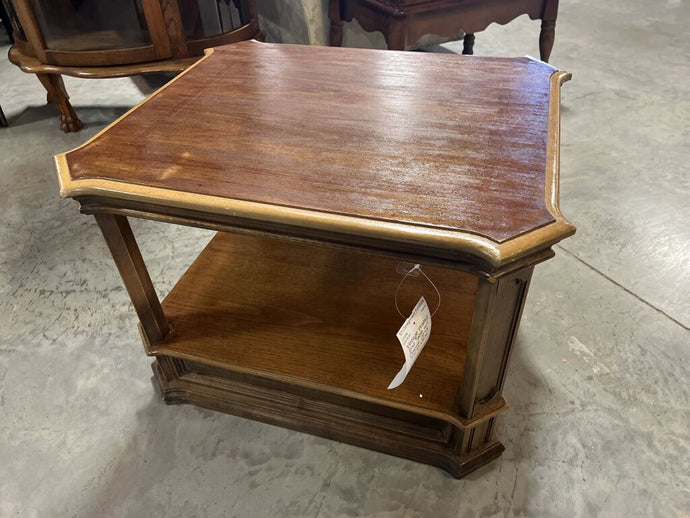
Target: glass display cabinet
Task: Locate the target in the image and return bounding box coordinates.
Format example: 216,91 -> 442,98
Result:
6,0 -> 261,131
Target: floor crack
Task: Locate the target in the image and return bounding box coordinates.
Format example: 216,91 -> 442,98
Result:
555,245 -> 689,331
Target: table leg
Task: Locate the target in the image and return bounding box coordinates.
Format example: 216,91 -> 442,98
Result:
539,20 -> 555,62
539,0 -> 559,62
328,0 -> 344,46
458,267 -> 534,420
36,73 -> 84,133
94,214 -> 169,345
386,21 -> 407,50
462,33 -> 475,55
450,268 -> 533,457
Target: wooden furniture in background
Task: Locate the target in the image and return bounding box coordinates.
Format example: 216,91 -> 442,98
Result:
6,0 -> 261,132
1,0 -> 15,43
56,41 -> 574,478
329,0 -> 559,60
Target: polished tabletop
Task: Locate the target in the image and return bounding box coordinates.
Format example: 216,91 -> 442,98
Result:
57,40 -> 574,267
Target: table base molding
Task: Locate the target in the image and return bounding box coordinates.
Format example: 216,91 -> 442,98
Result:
152,355 -> 506,479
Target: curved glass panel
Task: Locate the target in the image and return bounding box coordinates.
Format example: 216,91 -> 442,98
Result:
30,0 -> 151,51
178,0 -> 252,39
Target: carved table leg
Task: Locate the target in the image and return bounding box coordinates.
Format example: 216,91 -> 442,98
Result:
328,0 -> 344,47
36,73 -> 84,132
386,21 -> 407,50
462,33 -> 475,55
539,20 -> 556,62
94,214 -> 170,345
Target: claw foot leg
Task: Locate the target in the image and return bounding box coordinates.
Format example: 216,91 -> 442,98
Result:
37,73 -> 84,132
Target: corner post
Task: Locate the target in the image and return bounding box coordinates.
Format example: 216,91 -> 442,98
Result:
457,267 -> 534,419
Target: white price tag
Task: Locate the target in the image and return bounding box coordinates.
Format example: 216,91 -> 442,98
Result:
388,296 -> 432,389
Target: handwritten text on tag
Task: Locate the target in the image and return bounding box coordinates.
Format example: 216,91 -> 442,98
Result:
388,296 -> 432,389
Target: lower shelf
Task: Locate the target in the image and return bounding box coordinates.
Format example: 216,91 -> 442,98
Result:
145,231 -> 506,477
151,231 -> 479,417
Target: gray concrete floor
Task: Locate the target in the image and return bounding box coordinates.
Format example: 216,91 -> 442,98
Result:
1,0 -> 688,516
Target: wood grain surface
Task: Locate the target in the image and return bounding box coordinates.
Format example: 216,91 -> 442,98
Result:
153,231 -> 478,414
63,41 -> 566,244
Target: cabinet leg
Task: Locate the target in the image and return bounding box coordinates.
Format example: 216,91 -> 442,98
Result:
462,33 -> 475,55
36,73 -> 84,133
386,22 -> 406,50
328,0 -> 344,46
539,20 -> 556,62
94,214 -> 170,345
329,19 -> 344,47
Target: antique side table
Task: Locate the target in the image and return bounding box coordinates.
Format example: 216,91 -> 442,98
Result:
329,0 -> 559,60
56,40 -> 574,478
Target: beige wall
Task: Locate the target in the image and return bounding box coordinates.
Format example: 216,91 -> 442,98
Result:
255,0 -> 386,48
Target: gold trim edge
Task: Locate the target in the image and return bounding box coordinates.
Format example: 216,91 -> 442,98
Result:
55,48 -> 575,269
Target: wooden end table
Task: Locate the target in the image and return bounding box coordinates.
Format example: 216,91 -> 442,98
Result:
56,41 -> 574,478
329,0 -> 559,60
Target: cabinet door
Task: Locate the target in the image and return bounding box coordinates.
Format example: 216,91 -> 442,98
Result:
179,0 -> 259,55
12,0 -> 177,66
177,0 -> 251,39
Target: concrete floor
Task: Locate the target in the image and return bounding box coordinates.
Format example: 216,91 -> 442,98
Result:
1,0 -> 688,516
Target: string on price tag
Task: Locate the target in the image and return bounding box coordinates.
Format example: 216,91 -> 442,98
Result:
394,263 -> 441,319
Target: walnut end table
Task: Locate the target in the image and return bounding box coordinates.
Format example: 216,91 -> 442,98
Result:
56,40 -> 574,478
329,0 -> 559,60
